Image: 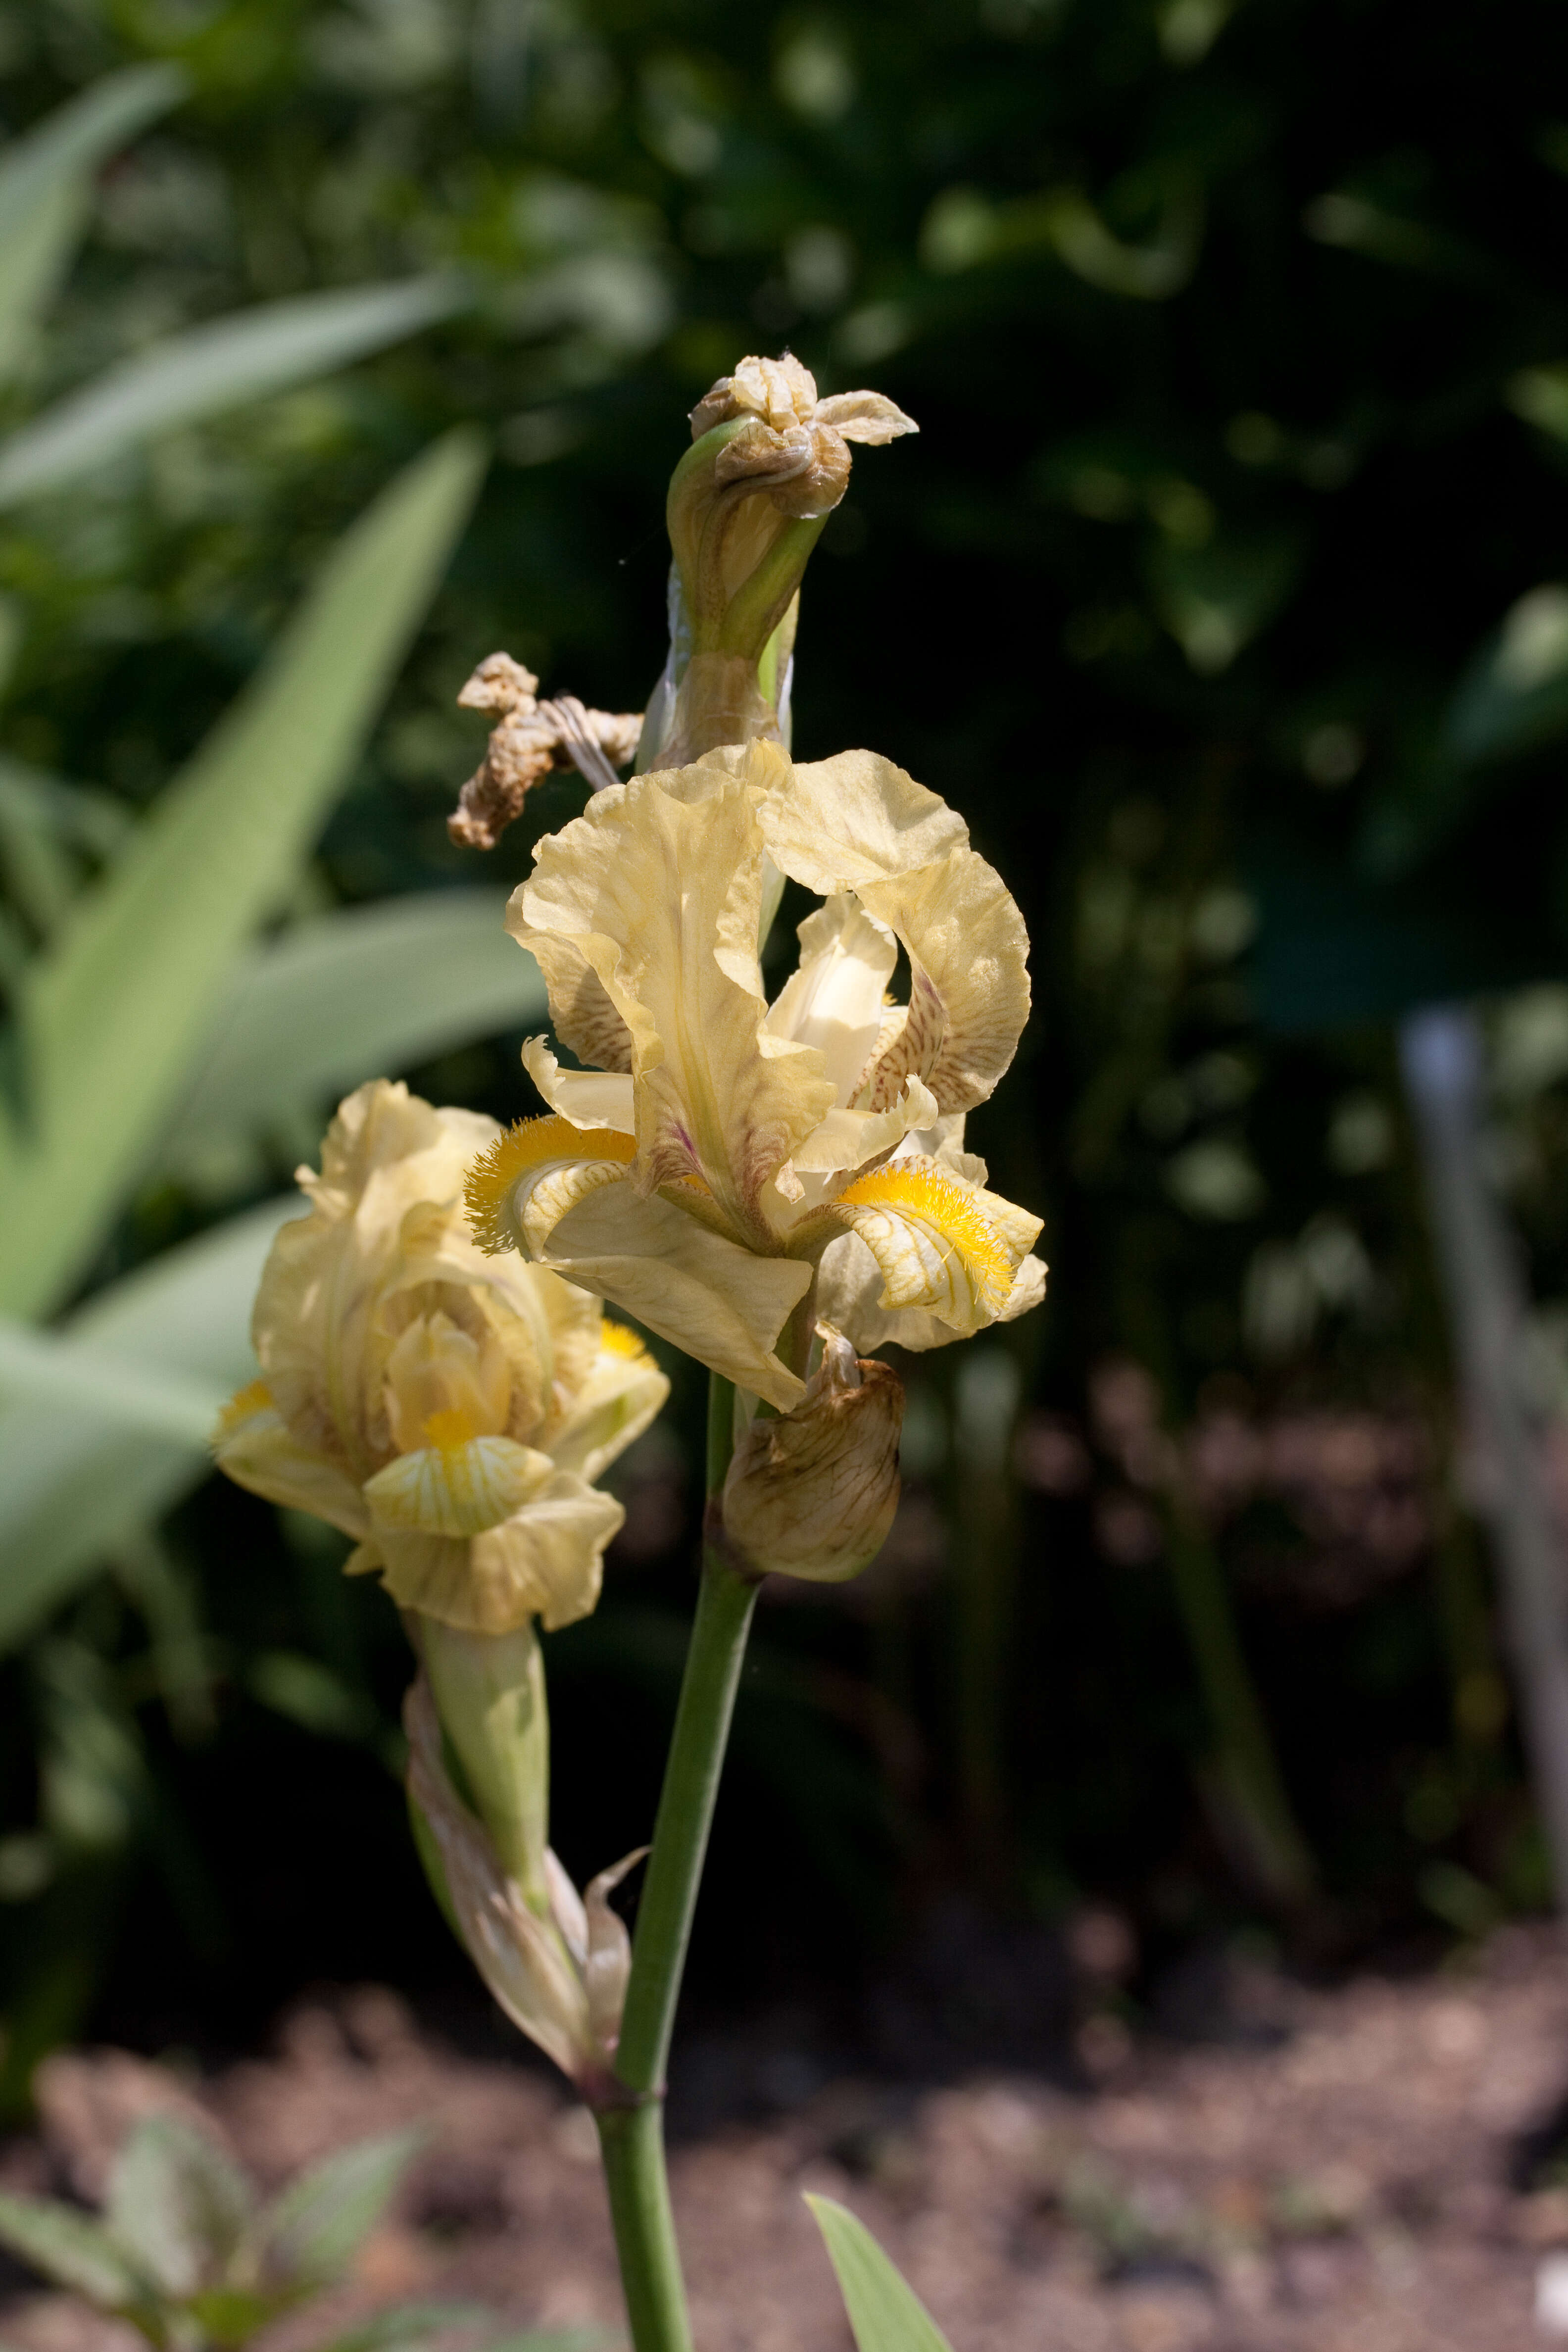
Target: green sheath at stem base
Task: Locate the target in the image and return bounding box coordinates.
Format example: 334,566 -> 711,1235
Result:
596,1372 -> 759,2352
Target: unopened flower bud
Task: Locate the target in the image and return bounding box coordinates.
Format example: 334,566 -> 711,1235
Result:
649,352 -> 916,765
419,1617 -> 550,1911
720,1327 -> 903,1582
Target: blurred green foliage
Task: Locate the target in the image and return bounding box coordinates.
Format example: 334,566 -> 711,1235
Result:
4,0 -> 1568,2087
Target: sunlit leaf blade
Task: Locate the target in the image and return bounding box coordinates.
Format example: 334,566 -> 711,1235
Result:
0,1316 -> 224,1439
0,428 -> 486,1319
0,66 -> 185,386
804,2196 -> 955,2352
106,2116 -> 253,2299
160,889 -> 540,1177
0,278 -> 470,507
0,1196 -> 295,1653
0,2190 -> 147,2305
260,2130 -> 426,2287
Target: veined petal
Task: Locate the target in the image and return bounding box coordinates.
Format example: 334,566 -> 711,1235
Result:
522,1038 -> 635,1133
759,748 -> 968,894
374,1470 -> 622,1632
817,1231 -> 1048,1354
212,1381 -> 369,1540
511,758 -> 834,1227
765,893 -> 895,1102
539,1180 -> 812,1411
364,1433 -> 553,1538
505,922 -> 634,1074
548,1319 -> 671,1484
856,845 -> 1030,1115
466,1116 -> 637,1258
830,1157 -> 1041,1334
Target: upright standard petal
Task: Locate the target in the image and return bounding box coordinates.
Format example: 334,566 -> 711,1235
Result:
510,759 -> 834,1233
856,846 -> 1031,1115
257,1081 -> 498,1478
760,749 -> 968,893
764,894 -> 895,1102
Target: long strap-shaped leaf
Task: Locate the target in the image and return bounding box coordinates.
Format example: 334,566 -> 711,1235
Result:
0,276 -> 470,507
804,2197 -> 955,2352
0,66 -> 185,386
0,429 -> 485,1318
158,888 -> 540,1176
0,1196 -> 295,1652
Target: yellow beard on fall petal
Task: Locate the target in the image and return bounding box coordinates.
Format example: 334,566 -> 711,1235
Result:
597,1318 -> 649,1361
214,1376 -> 272,1438
834,1161 -> 1014,1320
466,1116 -> 637,1254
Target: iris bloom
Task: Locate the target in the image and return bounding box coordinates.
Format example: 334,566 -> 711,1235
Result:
465,741 -> 1044,1410
215,1080 -> 667,1634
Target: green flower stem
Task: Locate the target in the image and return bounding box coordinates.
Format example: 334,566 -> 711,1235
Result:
596,1371 -> 758,2352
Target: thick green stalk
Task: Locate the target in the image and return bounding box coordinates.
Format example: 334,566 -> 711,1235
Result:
595,1372 -> 758,2352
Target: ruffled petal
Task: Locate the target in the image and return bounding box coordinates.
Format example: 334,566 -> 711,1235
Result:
829,1157 -> 1041,1336
539,1180 -> 812,1410
511,758 -> 834,1229
522,1037 -> 636,1133
256,1081 -> 500,1476
503,921 -> 634,1073
374,1470 -> 622,1632
212,1381 -> 369,1540
856,845 -> 1031,1115
759,749 -> 968,894
547,1320 -> 671,1484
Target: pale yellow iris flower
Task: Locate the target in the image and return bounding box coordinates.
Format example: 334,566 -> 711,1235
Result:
215,1079 -> 667,1634
465,740 -> 1044,1410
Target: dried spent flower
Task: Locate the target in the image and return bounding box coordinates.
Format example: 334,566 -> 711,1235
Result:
449,652 -> 643,849
647,353 -> 917,767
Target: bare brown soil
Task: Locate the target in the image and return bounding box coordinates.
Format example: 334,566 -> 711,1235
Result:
5,1927 -> 1568,2352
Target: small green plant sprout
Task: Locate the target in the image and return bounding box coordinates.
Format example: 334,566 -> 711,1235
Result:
805,2196 -> 955,2352
0,2113 -> 462,2352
